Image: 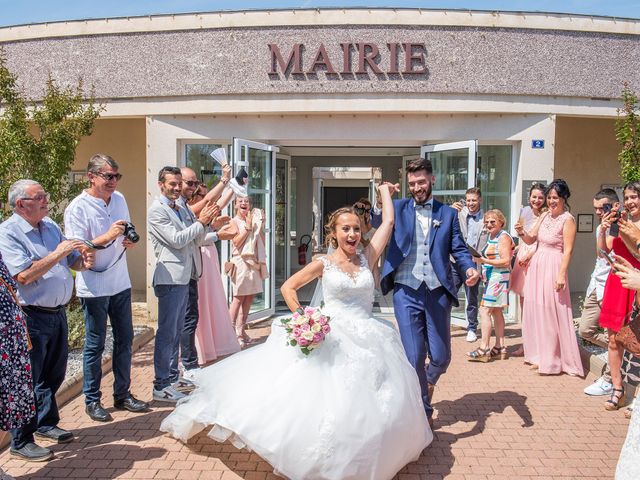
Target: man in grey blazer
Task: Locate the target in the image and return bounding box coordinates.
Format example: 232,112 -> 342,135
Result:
451,187 -> 488,342
148,166 -> 228,402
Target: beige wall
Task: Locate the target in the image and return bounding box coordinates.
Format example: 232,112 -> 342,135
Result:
555,116 -> 621,293
73,118 -> 147,300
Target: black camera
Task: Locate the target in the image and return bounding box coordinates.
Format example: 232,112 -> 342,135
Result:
123,222 -> 140,243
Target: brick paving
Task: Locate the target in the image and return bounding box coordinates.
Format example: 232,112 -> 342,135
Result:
0,324 -> 631,480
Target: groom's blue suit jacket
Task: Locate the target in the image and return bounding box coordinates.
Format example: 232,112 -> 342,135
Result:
379,198 -> 476,306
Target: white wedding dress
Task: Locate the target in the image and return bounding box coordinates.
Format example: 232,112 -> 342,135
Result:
616,394 -> 639,480
160,254 -> 432,480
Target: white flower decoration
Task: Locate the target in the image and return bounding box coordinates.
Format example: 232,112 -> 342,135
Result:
432,219 -> 441,228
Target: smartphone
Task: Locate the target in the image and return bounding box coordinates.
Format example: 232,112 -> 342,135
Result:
609,207 -> 623,237
602,203 -> 613,214
466,243 -> 483,258
599,248 -> 615,266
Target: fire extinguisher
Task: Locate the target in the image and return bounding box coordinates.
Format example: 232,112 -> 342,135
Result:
298,235 -> 311,265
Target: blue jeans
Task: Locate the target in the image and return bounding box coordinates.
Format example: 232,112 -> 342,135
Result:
153,283 -> 189,390
179,279 -> 199,371
81,288 -> 133,404
393,283 -> 452,419
11,307 -> 67,449
451,261 -> 480,332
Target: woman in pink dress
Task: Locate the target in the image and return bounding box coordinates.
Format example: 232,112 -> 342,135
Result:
512,183 -> 546,356
189,184 -> 240,364
516,179 -> 583,376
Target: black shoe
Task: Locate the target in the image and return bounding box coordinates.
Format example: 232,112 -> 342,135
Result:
34,427 -> 74,444
114,394 -> 150,413
10,442 -> 53,462
86,401 -> 113,422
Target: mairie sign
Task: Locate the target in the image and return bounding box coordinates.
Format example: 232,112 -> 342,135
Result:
268,42 -> 428,76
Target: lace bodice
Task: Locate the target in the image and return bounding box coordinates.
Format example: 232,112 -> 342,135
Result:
538,211 -> 572,252
319,254 -> 374,317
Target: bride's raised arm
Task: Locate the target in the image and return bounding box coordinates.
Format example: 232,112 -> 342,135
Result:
281,259 -> 325,313
365,182 -> 399,268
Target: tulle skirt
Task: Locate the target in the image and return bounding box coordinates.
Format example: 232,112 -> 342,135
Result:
161,312 -> 432,480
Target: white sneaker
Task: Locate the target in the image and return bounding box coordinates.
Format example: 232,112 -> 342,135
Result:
152,385 -> 187,403
466,330 -> 478,342
182,369 -> 199,384
172,377 -> 196,390
583,377 -> 614,396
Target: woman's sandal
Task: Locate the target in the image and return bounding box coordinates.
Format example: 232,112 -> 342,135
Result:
467,347 -> 492,363
490,346 -> 509,360
604,387 -> 625,411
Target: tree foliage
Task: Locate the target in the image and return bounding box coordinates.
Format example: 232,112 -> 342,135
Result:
616,82 -> 640,184
0,49 -> 103,222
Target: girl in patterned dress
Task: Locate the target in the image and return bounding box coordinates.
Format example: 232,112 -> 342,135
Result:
0,253 -> 35,477
467,210 -> 514,362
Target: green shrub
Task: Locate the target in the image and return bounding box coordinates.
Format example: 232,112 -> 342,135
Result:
66,298 -> 85,351
616,82 -> 640,183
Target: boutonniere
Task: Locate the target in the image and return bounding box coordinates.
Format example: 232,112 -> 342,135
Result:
432,219 -> 441,228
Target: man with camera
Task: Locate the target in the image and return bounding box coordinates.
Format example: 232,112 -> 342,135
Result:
64,154 -> 149,422
0,180 -> 95,461
451,187 -> 488,342
148,166 -> 228,402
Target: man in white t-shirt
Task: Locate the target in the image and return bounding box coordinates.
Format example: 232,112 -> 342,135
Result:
64,154 -> 150,422
580,188 -> 620,396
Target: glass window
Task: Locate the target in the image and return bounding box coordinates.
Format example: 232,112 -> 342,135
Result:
185,143 -> 224,187
477,145 -> 513,227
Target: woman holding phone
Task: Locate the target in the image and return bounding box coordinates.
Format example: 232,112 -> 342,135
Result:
598,181 -> 640,411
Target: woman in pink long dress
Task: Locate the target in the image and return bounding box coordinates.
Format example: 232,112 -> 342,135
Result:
189,182 -> 240,364
517,179 -> 584,376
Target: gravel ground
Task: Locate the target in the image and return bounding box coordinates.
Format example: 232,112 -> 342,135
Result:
64,326 -> 151,381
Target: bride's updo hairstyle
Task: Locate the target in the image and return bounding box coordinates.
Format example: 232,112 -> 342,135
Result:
324,206 -> 358,249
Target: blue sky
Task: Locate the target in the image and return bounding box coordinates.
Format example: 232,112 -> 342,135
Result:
1,0 -> 639,27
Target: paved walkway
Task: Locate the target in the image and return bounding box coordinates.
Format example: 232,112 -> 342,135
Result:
0,325 -> 631,480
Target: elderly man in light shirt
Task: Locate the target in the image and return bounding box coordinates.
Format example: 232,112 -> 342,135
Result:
451,187 -> 488,342
64,154 -> 150,422
0,180 -> 94,462
581,188 -> 620,396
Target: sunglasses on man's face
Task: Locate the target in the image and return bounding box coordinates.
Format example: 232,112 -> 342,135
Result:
183,180 -> 199,187
94,172 -> 123,182
354,206 -> 371,215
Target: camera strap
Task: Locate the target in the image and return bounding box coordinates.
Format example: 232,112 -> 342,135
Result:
89,248 -> 127,273
73,238 -> 125,273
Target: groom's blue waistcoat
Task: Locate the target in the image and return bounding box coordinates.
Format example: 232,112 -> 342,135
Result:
380,198 -> 476,306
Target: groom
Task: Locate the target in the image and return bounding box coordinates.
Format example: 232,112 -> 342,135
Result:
377,158 -> 479,425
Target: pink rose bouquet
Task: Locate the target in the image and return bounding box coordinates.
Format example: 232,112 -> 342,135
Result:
280,306 -> 331,356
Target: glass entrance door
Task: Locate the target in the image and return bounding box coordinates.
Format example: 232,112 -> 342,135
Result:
421,140 -> 477,203
274,153 -> 291,307
232,138 -> 279,322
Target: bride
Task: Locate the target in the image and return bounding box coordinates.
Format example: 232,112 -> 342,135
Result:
160,182 -> 432,480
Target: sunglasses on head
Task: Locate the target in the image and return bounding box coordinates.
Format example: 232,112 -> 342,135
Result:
354,205 -> 371,214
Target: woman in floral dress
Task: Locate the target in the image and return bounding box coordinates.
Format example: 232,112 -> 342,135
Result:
0,253 -> 35,477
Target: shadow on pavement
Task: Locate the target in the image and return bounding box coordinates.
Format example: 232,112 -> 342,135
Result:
13,410 -> 169,480
401,390 -> 533,478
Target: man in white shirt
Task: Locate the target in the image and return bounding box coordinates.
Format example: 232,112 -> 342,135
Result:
64,154 -> 150,422
581,188 -> 620,396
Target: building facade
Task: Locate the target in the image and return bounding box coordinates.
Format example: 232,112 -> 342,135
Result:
1,8 -> 638,319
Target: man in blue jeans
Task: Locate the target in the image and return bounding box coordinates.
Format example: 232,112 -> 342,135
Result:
0,180 -> 94,461
64,154 -> 149,422
147,167 -> 226,402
